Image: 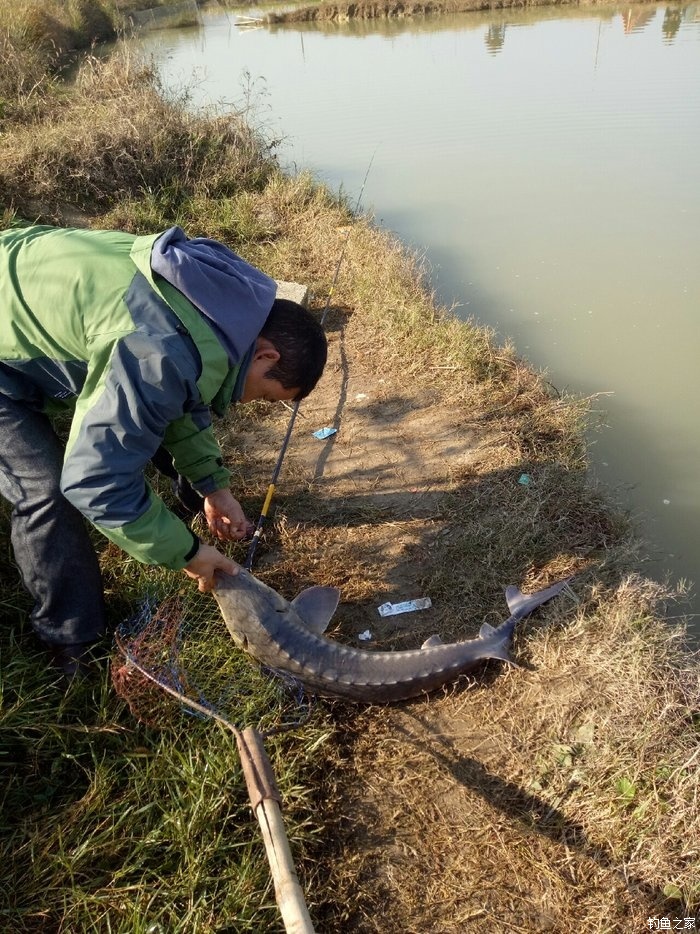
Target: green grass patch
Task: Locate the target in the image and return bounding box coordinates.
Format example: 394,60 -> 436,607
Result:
1,561 -> 331,932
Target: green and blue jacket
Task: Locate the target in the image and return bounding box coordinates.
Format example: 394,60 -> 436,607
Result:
0,225 -> 276,568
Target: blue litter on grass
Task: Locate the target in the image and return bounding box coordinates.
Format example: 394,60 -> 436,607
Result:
518,473 -> 531,486
313,427 -> 337,440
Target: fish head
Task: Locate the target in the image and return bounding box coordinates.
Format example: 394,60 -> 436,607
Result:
213,570 -> 341,646
212,569 -> 290,647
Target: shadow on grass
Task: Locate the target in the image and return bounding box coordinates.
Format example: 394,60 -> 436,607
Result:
387,707 -> 692,921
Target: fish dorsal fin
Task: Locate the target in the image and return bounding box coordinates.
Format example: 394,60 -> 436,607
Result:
479,622 -> 498,639
291,586 -> 341,633
421,634 -> 444,649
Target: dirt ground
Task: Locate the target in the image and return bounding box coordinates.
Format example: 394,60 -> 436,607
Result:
282,308 -> 488,635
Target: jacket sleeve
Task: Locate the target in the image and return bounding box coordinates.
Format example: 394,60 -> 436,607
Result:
162,406 -> 232,496
60,329 -> 216,569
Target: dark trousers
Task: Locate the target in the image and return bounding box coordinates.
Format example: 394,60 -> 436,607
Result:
0,394 -> 106,646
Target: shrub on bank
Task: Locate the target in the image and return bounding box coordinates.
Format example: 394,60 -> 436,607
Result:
0,0 -> 200,123
0,0 -> 115,56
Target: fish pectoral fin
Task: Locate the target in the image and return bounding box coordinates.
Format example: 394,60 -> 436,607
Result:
291,585 -> 341,633
485,642 -> 516,666
421,634 -> 444,649
479,622 -> 517,665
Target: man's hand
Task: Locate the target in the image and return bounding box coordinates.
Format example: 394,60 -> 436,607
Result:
183,542 -> 240,593
203,488 -> 254,542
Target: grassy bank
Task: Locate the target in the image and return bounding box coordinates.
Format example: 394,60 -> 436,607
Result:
1,7 -> 699,932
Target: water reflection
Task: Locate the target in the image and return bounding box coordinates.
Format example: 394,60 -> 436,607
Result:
620,6 -> 657,33
485,22 -> 506,54
263,2 -> 700,45
476,3 -> 697,51
614,2 -> 697,39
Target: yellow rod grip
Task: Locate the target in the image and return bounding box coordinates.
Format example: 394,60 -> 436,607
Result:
261,483 -> 276,517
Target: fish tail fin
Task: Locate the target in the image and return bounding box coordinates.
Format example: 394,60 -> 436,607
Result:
505,578 -> 571,619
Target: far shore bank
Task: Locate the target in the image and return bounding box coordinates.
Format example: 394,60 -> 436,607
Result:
263,0 -> 662,24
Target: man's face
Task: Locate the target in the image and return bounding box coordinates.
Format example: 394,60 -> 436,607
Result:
240,337 -> 300,403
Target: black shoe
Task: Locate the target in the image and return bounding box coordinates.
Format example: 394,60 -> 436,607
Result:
43,641 -> 96,680
150,446 -> 203,518
172,473 -> 204,517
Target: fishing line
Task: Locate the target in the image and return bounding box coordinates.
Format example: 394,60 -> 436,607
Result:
244,150 -> 377,571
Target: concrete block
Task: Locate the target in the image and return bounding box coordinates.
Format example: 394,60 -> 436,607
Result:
275,280 -> 310,308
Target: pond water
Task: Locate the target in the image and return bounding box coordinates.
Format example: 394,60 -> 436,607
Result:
133,2 -> 700,617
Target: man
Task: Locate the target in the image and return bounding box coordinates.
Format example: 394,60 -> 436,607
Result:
0,224 -> 327,675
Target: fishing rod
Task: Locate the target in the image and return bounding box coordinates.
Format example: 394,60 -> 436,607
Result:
244,152 -> 376,571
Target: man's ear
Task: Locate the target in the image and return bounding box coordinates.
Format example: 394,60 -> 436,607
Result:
253,336 -> 280,363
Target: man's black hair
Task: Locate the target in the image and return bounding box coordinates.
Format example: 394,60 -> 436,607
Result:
259,298 -> 327,400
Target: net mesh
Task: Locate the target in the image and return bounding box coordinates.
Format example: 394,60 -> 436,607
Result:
111,584 -> 311,735
110,583 -> 319,932
112,595 -> 191,727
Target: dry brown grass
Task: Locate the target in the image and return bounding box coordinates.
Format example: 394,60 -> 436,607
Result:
0,34 -> 56,122
0,0 -> 113,126
0,0 -> 114,61
0,46 -> 274,220
304,579 -> 699,931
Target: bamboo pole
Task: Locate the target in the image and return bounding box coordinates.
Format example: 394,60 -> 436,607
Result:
237,727 -> 316,934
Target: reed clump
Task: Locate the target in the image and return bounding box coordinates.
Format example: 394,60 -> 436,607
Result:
0,48 -> 275,219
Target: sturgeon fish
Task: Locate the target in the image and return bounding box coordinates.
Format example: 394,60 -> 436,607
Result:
213,570 -> 570,704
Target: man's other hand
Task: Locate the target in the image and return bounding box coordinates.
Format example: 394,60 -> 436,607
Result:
203,489 -> 254,541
